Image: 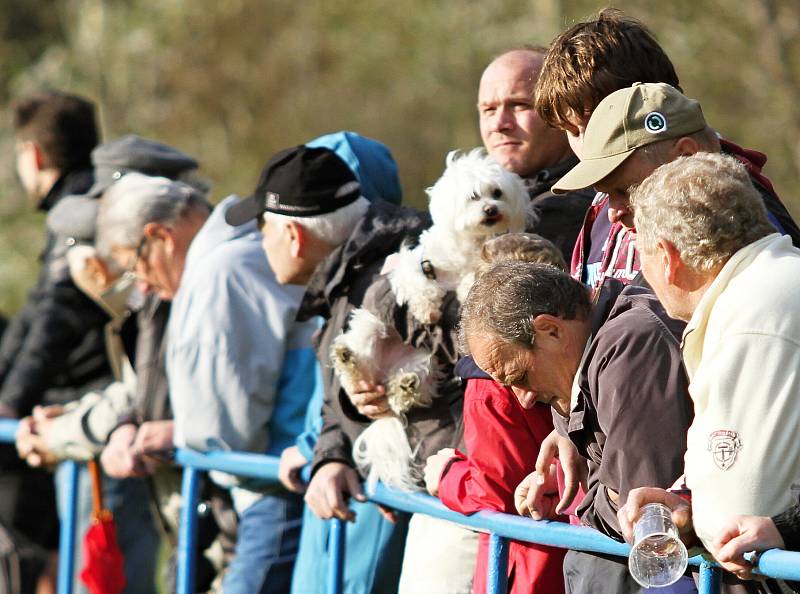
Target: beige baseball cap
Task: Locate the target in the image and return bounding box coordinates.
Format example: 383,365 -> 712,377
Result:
552,82 -> 707,193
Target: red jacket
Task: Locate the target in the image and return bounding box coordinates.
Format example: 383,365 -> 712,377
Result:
438,362 -> 566,594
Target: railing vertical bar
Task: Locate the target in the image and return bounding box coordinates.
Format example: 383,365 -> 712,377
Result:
56,460 -> 80,594
326,518 -> 346,594
698,562 -> 722,594
486,532 -> 509,594
176,467 -> 201,594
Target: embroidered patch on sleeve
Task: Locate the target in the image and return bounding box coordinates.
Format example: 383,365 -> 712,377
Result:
707,430 -> 742,470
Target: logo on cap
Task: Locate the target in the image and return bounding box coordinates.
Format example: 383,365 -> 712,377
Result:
644,112 -> 667,134
266,192 -> 280,209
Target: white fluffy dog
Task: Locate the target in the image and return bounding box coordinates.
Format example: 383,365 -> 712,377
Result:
331,149 -> 530,490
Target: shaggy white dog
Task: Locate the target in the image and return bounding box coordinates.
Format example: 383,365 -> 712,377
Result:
331,149 -> 530,490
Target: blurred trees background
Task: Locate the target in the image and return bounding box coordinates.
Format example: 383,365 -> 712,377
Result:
1,0 -> 799,313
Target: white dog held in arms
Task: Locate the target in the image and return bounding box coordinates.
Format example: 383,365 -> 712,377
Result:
331,149 -> 529,490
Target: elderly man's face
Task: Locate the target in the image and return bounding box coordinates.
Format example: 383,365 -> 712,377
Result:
478,52 -> 570,177
468,332 -> 575,417
638,244 -> 695,322
259,215 -> 306,285
111,230 -> 184,300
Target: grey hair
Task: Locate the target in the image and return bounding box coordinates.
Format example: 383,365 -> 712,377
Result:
96,172 -> 211,258
458,261 -> 591,353
638,127 -> 720,166
263,196 -> 369,246
631,152 -> 774,272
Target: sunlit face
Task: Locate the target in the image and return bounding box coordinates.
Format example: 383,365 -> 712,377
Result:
594,150 -> 660,229
14,140 -> 39,202
638,243 -> 693,322
111,235 -> 180,300
259,215 -> 305,285
478,52 -> 570,177
468,332 -> 574,417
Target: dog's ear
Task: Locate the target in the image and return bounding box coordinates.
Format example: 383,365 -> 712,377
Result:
445,149 -> 462,167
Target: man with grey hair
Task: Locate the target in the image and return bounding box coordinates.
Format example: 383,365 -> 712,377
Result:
97,172 -> 318,593
619,152 -> 800,576
461,261 -> 693,593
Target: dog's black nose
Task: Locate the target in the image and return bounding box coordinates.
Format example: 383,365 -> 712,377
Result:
483,204 -> 499,217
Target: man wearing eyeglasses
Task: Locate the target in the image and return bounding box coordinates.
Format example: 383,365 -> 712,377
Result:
96,173 -> 317,594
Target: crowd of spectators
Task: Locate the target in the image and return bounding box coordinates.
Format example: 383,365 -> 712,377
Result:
1,8 -> 800,594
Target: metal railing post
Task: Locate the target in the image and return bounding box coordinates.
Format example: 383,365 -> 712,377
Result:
176,467 -> 201,594
698,561 -> 722,594
486,532 -> 509,594
326,518 -> 346,594
56,460 -> 80,594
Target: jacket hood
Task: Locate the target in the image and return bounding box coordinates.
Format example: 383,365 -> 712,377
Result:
455,356 -> 491,380
185,195 -> 256,266
720,138 -> 776,198
298,199 -> 431,320
306,131 -> 402,205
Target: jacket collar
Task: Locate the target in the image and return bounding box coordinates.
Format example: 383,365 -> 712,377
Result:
523,155 -> 580,197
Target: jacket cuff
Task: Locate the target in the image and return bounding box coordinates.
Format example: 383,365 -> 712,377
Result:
771,507 -> 800,551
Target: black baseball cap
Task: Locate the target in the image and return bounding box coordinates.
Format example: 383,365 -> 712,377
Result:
225,145 -> 361,226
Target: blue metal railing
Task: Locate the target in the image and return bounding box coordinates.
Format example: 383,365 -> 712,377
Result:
2,418 -> 800,594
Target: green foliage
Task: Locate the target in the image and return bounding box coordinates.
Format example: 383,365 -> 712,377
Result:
1,0 -> 799,315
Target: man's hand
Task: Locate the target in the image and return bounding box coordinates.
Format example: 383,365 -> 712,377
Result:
347,381 -> 391,419
101,424 -> 150,478
15,416 -> 58,469
278,445 -> 309,493
131,420 -> 174,456
710,515 -> 785,580
617,487 -> 694,545
423,448 -> 457,497
515,467 -> 560,520
304,462 -> 366,522
515,429 -> 584,519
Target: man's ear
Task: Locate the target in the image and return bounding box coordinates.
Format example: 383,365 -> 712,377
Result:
287,221 -> 307,258
657,238 -> 684,285
532,314 -> 563,343
670,136 -> 701,159
85,255 -> 113,288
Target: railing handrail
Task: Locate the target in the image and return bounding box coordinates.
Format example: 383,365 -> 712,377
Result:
2,420 -> 799,586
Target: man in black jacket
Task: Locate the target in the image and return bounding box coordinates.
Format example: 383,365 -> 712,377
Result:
0,90 -> 101,592
1,91 -> 104,419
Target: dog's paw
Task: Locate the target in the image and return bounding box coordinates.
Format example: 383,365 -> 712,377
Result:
386,372 -> 425,414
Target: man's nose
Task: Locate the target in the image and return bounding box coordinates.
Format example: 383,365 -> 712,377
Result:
492,106 -> 515,132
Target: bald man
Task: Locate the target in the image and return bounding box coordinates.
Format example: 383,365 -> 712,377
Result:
478,47 -> 593,260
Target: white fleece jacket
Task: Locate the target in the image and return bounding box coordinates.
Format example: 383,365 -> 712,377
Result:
683,233 -> 800,548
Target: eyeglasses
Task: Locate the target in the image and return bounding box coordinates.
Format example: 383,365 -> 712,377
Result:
126,235 -> 150,274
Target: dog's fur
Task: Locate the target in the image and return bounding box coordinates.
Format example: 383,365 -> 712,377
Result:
331,149 -> 530,490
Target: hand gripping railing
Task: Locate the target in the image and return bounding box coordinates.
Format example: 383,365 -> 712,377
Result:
2,419 -> 800,594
